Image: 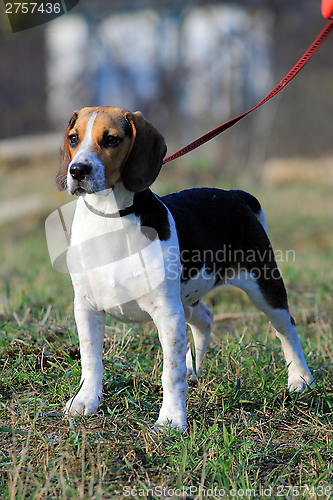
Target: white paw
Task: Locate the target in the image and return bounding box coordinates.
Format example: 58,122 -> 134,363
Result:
288,369 -> 313,392
154,416 -> 187,433
64,388 -> 102,416
186,349 -> 202,381
154,405 -> 187,432
186,366 -> 200,382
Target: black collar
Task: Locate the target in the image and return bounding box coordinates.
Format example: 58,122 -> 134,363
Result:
83,190 -> 149,218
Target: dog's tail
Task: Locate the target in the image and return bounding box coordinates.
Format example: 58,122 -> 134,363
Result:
234,190 -> 268,234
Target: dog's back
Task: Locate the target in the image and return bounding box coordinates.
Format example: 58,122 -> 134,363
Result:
161,188 -> 270,283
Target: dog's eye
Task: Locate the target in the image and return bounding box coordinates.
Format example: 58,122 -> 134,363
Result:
105,135 -> 121,147
68,134 -> 78,146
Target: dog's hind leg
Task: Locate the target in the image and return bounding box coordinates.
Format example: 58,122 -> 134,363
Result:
228,269 -> 313,391
185,300 -> 214,381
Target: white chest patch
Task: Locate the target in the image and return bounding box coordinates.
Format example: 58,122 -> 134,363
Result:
68,202 -> 166,317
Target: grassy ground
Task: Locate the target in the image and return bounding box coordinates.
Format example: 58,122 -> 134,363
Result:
0,161 -> 332,499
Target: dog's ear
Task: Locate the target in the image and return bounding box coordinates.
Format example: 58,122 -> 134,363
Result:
55,111 -> 79,191
120,111 -> 167,193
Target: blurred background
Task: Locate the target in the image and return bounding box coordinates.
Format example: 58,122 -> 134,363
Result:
0,0 -> 332,317
1,0 -> 333,167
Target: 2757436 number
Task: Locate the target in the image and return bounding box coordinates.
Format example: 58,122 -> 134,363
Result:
276,485 -> 331,497
5,3 -> 61,14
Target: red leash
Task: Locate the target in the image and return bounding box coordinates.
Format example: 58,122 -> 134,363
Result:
163,19 -> 333,165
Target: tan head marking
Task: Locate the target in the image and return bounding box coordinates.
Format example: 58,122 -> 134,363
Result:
56,107 -> 167,195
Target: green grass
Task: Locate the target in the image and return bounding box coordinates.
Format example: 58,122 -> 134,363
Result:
0,172 -> 333,499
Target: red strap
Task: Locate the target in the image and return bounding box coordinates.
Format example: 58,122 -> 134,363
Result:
322,0 -> 333,19
163,20 -> 333,165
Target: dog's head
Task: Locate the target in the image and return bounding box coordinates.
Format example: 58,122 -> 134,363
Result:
56,107 -> 167,195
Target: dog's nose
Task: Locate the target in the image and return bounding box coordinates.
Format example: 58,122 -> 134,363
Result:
70,163 -> 92,181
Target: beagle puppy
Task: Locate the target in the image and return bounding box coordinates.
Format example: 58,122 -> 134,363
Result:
56,106 -> 313,430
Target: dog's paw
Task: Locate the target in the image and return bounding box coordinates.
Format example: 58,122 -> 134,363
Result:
186,351 -> 202,382
64,389 -> 102,416
154,417 -> 187,433
186,367 -> 200,382
288,368 -> 313,392
154,406 -> 187,433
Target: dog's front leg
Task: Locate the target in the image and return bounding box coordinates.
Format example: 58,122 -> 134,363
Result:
65,298 -> 105,416
151,307 -> 188,431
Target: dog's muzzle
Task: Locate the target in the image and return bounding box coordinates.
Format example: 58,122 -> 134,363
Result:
69,163 -> 93,195
70,163 -> 92,182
